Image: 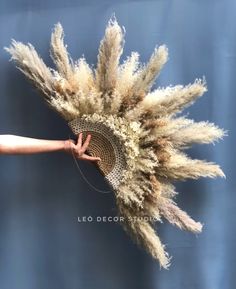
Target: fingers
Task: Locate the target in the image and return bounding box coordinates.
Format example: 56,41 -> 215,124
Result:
80,134 -> 91,154
77,132 -> 83,148
77,132 -> 90,151
74,132 -> 101,162
80,154 -> 101,162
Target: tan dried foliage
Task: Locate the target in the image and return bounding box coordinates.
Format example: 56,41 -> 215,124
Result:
5,17 -> 226,269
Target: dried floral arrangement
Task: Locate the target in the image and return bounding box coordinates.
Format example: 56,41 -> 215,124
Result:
6,18 -> 225,269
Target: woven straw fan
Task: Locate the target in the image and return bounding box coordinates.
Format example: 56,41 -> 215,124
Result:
5,18 -> 226,269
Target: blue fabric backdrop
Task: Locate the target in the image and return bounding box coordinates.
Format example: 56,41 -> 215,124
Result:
0,1 -> 234,289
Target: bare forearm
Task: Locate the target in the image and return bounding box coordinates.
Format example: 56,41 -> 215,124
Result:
0,135 -> 67,154
0,134 -> 101,162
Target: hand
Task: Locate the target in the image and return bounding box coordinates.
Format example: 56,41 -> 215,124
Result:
64,132 -> 101,162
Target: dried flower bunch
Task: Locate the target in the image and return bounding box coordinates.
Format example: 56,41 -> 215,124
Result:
6,18 -> 225,268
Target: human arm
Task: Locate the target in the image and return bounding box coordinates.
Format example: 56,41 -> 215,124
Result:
0,133 -> 101,162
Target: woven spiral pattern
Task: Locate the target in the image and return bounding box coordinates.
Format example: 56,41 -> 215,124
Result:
68,118 -> 127,190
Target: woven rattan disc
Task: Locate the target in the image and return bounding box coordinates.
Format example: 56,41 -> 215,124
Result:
81,130 -> 116,175
68,117 -> 127,190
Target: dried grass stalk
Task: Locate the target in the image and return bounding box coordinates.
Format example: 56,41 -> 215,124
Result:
50,23 -> 74,79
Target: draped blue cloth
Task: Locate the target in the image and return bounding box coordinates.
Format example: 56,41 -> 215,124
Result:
0,1 -> 234,288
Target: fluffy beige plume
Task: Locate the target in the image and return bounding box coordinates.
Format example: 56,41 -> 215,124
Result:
72,59 -> 104,115
117,199 -> 171,269
116,52 -> 140,100
143,197 -> 202,234
95,17 -> 124,94
131,220 -> 170,269
126,79 -> 207,121
158,198 -> 203,233
157,180 -> 177,198
121,45 -> 168,113
141,117 -> 226,149
154,79 -> 207,116
157,149 -> 225,180
50,23 -> 74,79
50,97 -> 80,121
73,58 -> 95,93
5,41 -> 54,99
167,121 -> 226,147
6,18 -> 226,269
142,176 -> 202,233
132,46 -> 168,99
